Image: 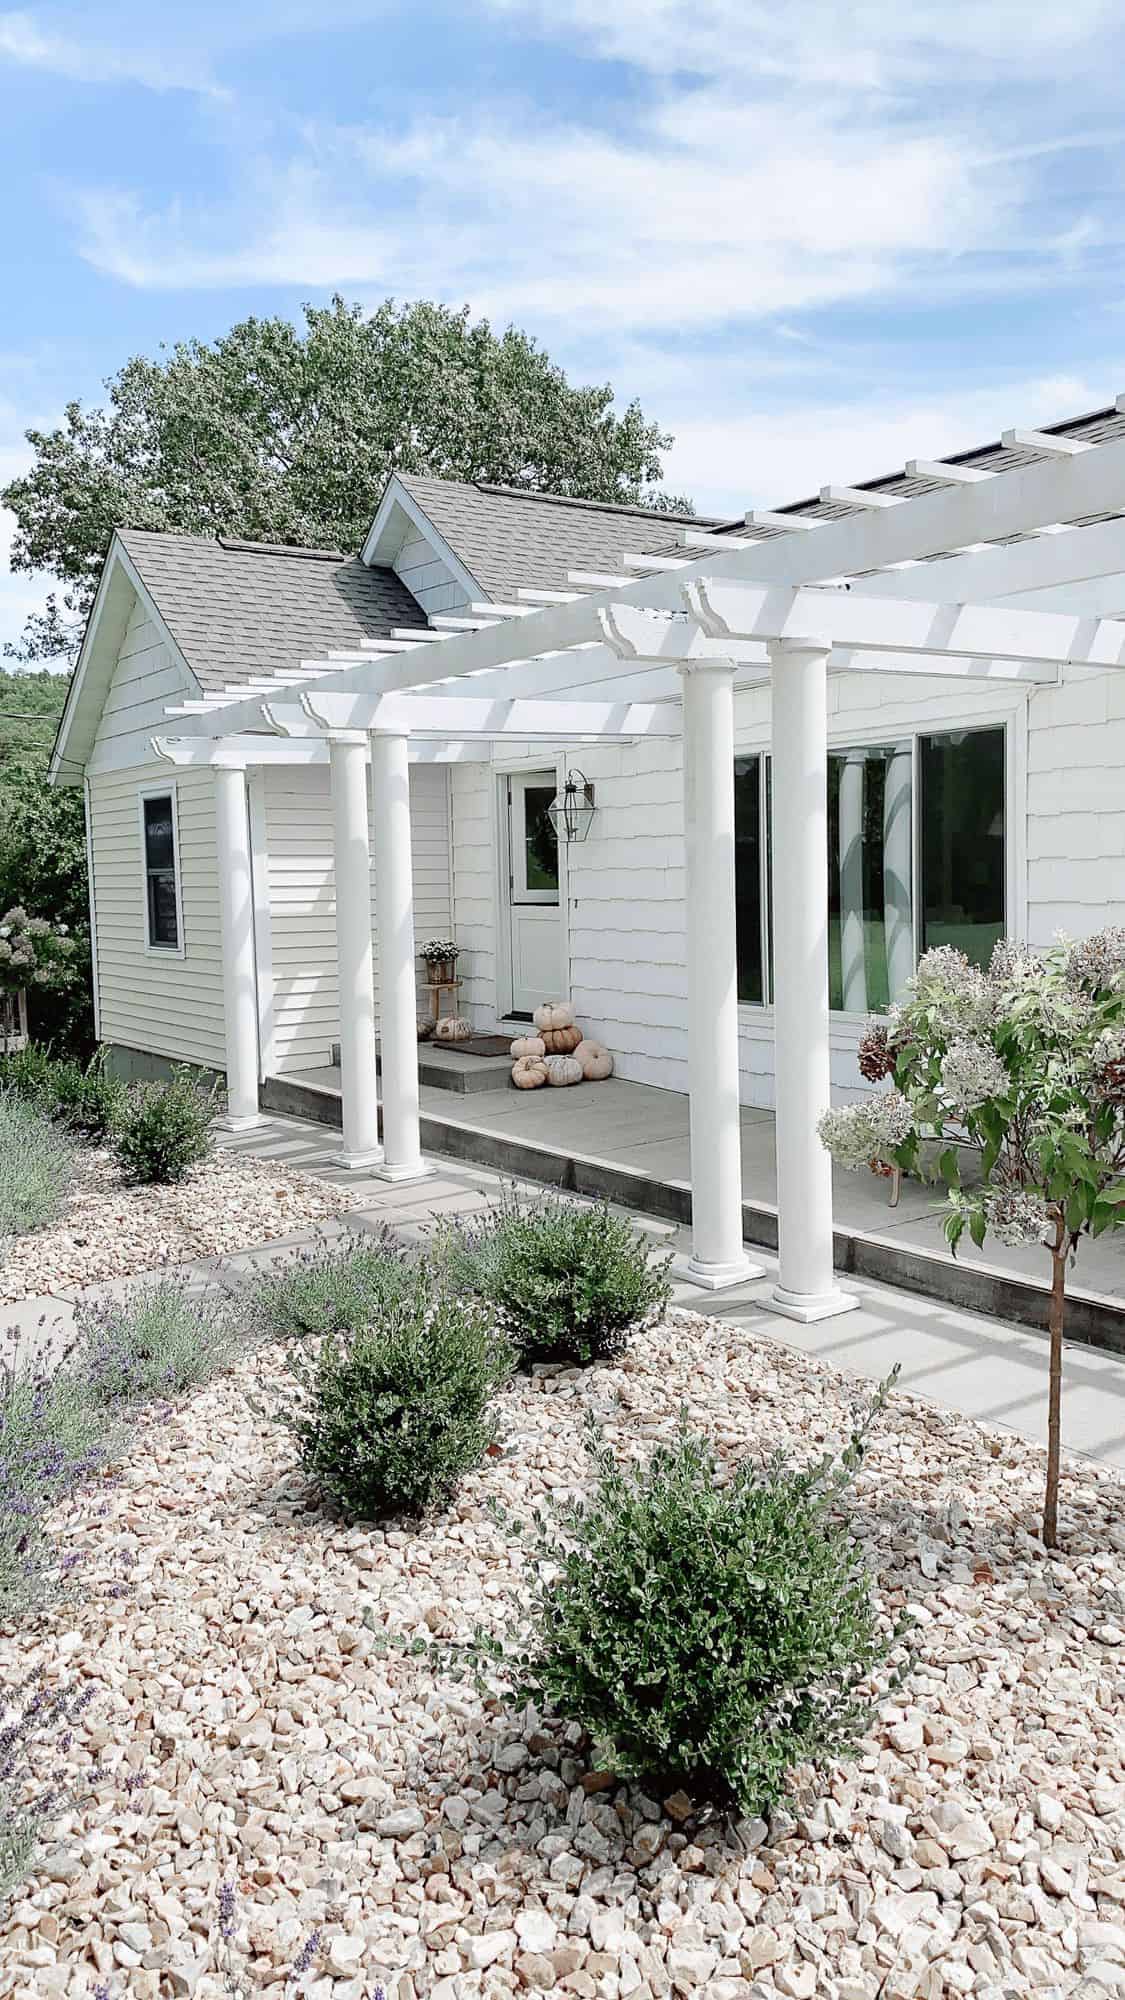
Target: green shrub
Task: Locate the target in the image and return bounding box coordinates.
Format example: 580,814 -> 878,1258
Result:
433,1189 -> 671,1365
0,1091 -> 74,1236
40,1050 -> 126,1142
450,1391 -> 902,1816
278,1278 -> 514,1519
245,1233 -> 431,1343
75,1281 -> 237,1405
0,1043 -> 55,1106
112,1067 -> 216,1184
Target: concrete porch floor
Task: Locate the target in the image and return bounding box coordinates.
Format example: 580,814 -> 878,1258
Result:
261,1065 -> 1125,1353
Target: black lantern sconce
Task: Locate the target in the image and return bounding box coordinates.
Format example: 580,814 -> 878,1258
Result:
546,769 -> 596,844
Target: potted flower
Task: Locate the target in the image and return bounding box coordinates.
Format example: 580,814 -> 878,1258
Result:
0,906 -> 76,1051
419,939 -> 461,985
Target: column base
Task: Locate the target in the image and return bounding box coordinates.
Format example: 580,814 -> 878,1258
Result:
215,1111 -> 263,1134
769,1284 -> 859,1324
338,1146 -> 385,1172
370,1159 -> 436,1185
673,1251 -> 766,1293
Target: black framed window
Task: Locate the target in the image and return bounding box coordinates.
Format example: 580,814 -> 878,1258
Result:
732,722 -> 1006,1010
919,727 -> 1005,969
142,793 -> 180,949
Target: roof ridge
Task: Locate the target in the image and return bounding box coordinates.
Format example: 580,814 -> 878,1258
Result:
117,527 -> 348,562
472,481 -> 720,527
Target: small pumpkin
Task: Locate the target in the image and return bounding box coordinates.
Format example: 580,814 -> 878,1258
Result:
533,1000 -> 575,1034
575,1038 -> 613,1080
510,1034 -> 546,1060
511,1056 -> 548,1089
416,1016 -> 434,1041
542,1024 -> 582,1055
434,1015 -> 472,1043
545,1053 -> 583,1087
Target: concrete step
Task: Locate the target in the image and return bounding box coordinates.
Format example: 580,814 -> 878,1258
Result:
329,1039 -> 512,1094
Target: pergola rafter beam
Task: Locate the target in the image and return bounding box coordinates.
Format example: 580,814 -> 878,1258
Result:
299,690 -> 682,738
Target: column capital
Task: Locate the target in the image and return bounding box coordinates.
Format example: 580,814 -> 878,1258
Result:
211,748 -> 248,772
768,635 -> 831,662
675,657 -> 738,680
324,728 -> 369,748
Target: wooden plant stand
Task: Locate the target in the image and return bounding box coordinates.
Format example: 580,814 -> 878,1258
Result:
425,976 -> 463,1025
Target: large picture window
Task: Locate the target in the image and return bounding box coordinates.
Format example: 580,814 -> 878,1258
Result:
141,791 -> 181,950
734,723 -> 1005,1010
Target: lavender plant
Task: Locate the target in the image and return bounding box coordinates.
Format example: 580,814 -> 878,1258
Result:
0,1674 -> 99,1899
820,933 -> 1125,1546
0,1090 -> 75,1237
0,1358 -> 112,1618
75,1282 -> 238,1406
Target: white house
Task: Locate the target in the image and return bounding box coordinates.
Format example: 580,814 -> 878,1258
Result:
50,399 -> 1125,1311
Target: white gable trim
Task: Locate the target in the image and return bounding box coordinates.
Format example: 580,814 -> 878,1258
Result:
361,476 -> 487,605
49,535 -> 202,786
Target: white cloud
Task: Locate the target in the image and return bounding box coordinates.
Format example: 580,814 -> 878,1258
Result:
74,85 -> 1027,338
0,9 -> 225,94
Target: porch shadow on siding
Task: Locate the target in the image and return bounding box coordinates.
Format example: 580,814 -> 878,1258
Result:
261,1065 -> 1125,1359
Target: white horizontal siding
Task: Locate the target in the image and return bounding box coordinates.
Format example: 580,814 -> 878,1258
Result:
392,532 -> 471,618
262,763 -> 453,1074
87,597 -> 192,770
88,761 -> 227,1072
1026,666 -> 1125,937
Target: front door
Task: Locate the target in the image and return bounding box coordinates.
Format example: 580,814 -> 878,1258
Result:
505,772 -> 564,1018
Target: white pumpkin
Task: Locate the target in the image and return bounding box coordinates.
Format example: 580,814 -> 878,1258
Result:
511,1056 -> 548,1089
510,1034 -> 546,1059
575,1038 -> 613,1081
533,1000 -> 575,1034
542,1023 -> 582,1055
434,1015 -> 472,1043
545,1053 -> 583,1087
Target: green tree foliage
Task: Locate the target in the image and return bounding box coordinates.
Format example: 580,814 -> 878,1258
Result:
3,298 -> 688,658
0,680 -> 91,1051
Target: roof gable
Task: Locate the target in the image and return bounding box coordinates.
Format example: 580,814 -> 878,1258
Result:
364,473 -> 718,603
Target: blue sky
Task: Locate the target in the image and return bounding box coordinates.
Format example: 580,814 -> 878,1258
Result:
3,0 -> 1125,653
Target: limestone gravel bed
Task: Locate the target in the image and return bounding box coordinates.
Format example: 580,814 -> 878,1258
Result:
0,1145 -> 363,1302
3,1309 -> 1125,2000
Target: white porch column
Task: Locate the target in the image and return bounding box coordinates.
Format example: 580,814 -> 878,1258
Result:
328,733 -> 382,1169
769,639 -> 857,1322
213,755 -> 261,1130
838,749 -> 868,1014
675,661 -> 763,1290
369,730 -> 431,1183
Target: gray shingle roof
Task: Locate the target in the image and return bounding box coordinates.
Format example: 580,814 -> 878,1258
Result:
395,475 -> 722,601
117,529 -> 428,690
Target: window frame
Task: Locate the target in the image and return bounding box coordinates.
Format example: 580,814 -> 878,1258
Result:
733,703 -> 1026,1021
137,781 -> 186,959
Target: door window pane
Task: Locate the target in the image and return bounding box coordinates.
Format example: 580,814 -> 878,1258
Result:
827,743 -> 913,1012
920,727 -> 1004,968
734,755 -> 764,1003
524,784 -> 559,893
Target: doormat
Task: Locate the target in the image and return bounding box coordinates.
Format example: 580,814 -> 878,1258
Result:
435,1033 -> 514,1058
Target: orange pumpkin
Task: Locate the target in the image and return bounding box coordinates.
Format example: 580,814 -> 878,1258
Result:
510,1034 -> 546,1059
542,1024 -> 582,1054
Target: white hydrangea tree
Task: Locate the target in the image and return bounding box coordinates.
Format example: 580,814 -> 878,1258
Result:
819,932 -> 1125,1548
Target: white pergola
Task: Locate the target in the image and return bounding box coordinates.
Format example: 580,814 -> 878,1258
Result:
155,414 -> 1125,1318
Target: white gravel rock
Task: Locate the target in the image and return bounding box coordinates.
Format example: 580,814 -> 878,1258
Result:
2,1305 -> 1123,1999
0,1140 -> 363,1302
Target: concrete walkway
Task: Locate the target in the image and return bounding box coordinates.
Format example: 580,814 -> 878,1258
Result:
211,1116 -> 1125,1474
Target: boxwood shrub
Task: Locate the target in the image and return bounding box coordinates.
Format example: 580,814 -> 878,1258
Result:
433,1188 -> 671,1365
